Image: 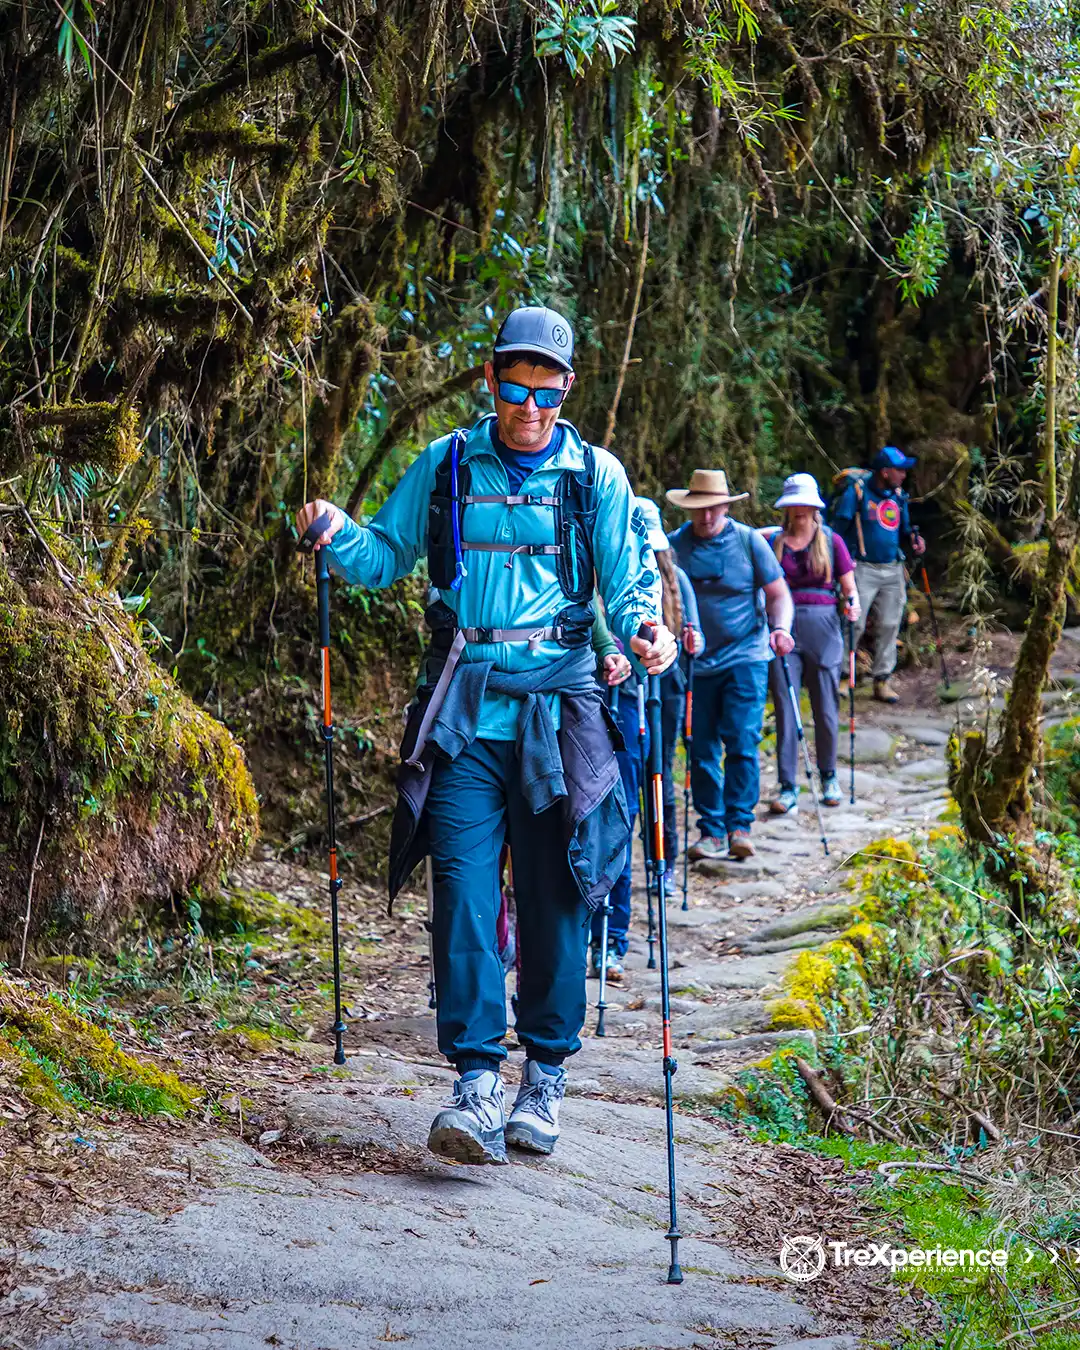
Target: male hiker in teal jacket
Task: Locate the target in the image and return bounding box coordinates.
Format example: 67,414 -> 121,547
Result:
297,306 -> 676,1165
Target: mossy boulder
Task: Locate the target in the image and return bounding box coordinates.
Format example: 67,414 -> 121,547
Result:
0,976 -> 197,1118
0,531 -> 258,950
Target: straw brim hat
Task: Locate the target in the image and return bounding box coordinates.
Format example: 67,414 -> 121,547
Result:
666,469 -> 749,510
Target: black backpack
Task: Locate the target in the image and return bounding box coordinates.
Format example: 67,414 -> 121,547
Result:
426,417 -> 598,607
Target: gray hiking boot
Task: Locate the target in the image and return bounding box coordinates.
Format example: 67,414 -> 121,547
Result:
688,833 -> 727,861
770,784 -> 798,814
505,1060 -> 566,1155
821,772 -> 842,807
727,828 -> 755,859
427,1070 -> 507,1165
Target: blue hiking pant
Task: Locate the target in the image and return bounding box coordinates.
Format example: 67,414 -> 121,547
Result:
691,661 -> 769,837
590,687 -> 647,956
427,738 -> 589,1072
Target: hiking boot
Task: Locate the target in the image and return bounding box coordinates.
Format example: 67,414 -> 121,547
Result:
427,1070 -> 507,1165
821,772 -> 842,807
688,834 -> 727,861
589,942 -> 623,982
727,828 -> 755,859
601,944 -> 624,984
770,785 -> 798,815
873,678 -> 900,704
505,1060 -> 566,1155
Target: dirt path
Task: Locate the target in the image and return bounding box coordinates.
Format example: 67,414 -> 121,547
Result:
5,665 -> 1076,1350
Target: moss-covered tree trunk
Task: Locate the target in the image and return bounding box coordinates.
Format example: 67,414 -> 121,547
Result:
950,506 -> 1079,846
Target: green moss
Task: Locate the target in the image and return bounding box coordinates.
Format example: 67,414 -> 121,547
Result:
199,888 -> 327,941
0,977 -> 197,1118
0,552 -> 258,944
766,995 -> 825,1030
0,1029 -> 75,1116
214,1024 -> 278,1053
21,400 -> 141,475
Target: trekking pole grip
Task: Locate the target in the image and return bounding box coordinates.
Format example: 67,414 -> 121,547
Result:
297,510 -> 334,649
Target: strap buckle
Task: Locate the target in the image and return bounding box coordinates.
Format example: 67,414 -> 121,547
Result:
472,627 -> 493,644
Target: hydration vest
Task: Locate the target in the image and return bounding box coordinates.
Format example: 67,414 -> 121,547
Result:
426,417 -> 598,647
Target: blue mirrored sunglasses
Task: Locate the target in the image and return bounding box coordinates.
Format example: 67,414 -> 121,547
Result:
497,380 -> 568,409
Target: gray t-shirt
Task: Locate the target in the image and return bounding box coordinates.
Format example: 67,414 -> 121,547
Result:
669,520 -> 783,673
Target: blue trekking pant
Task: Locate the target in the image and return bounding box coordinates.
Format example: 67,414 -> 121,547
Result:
590,687 -> 646,957
691,661 -> 769,837
426,738 -> 589,1072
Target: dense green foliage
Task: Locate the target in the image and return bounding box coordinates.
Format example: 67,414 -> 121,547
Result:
1,0 -> 1079,924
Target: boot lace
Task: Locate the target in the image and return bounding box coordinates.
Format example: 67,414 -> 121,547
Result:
452,1079 -> 500,1126
517,1072 -> 563,1124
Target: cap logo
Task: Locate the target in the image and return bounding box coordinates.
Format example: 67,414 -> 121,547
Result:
551,324 -> 569,347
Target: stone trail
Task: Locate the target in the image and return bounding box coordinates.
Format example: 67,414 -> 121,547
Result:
8,700 -> 960,1349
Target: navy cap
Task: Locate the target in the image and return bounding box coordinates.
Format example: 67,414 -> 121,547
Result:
872,445 -> 916,471
493,306 -> 574,372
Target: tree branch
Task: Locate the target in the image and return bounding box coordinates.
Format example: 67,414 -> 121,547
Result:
344,365 -> 485,517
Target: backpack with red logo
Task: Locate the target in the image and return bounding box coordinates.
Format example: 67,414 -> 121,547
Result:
826,468 -> 873,559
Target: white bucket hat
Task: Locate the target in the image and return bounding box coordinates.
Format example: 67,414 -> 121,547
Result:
633,497 -> 671,554
774,472 -> 826,510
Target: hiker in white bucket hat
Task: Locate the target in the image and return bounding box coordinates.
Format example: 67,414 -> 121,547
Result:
760,473 -> 860,813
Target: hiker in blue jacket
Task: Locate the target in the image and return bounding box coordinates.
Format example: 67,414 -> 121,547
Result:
296,306 -> 676,1166
830,446 -> 925,704
667,469 -> 794,862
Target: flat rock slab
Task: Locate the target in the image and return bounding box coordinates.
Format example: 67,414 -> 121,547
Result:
905,725 -> 951,747
670,951 -> 795,993
754,901 -> 857,942
739,929 -> 840,955
895,756 -> 947,780
673,997 -> 772,1033
23,1101 -> 823,1350
849,726 -> 895,763
694,854 -> 782,879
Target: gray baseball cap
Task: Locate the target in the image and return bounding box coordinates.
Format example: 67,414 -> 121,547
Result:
493,305 -> 575,372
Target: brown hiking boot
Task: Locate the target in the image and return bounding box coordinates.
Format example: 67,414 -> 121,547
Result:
688,834 -> 727,861
727,829 -> 755,859
873,678 -> 900,704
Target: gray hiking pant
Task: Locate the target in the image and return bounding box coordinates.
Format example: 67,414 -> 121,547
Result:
852,560 -> 906,678
770,604 -> 843,787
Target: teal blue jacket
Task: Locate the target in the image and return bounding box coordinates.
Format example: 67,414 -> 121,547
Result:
327,415 -> 662,740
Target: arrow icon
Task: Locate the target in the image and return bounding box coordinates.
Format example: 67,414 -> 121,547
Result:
1024,1248 -> 1035,1263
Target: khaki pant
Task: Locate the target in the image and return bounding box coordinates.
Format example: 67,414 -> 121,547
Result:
852,561 -> 906,678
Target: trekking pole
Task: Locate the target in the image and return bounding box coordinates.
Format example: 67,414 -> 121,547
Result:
846,610 -> 856,807
637,681 -> 657,971
641,627 -> 683,1286
297,513 -> 347,1065
777,652 -> 829,858
681,653 -> 694,912
596,680 -> 620,1039
424,857 -> 437,1011
919,561 -> 952,688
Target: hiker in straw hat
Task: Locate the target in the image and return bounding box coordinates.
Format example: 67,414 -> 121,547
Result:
667,469 -> 794,860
